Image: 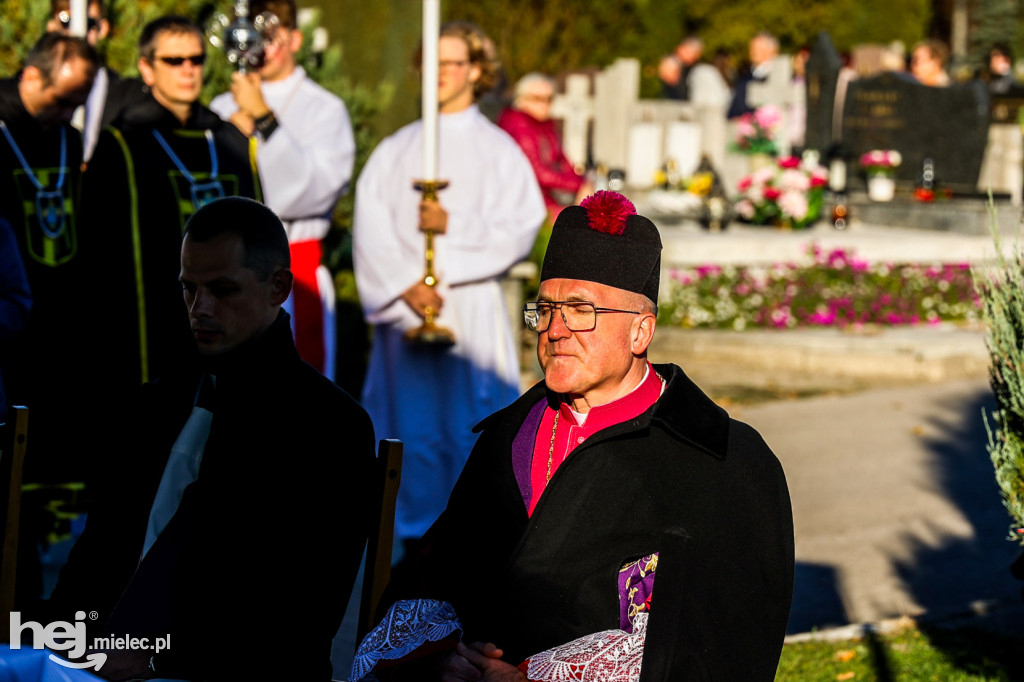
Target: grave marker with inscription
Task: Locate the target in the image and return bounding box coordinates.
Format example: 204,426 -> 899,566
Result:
841,73 -> 989,191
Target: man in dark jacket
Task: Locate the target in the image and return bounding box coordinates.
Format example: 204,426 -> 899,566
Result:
80,15 -> 261,405
360,191 -> 793,682
44,197 -> 375,681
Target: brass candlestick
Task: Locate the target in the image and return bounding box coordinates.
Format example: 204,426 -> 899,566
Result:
404,179 -> 455,345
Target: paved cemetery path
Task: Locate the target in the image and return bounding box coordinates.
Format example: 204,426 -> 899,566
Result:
730,377 -> 1023,634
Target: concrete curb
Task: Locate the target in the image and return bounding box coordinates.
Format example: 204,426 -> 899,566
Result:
784,597 -> 1024,644
650,326 -> 990,383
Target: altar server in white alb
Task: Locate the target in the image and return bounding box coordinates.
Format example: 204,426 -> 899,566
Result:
211,0 -> 354,379
354,21 -> 545,545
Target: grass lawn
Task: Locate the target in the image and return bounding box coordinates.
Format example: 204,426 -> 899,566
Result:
777,621 -> 1024,681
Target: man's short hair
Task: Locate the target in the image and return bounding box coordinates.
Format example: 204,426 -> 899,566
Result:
183,198 -> 290,281
440,21 -> 499,99
513,73 -> 554,106
251,0 -> 297,30
24,33 -> 99,85
138,15 -> 204,62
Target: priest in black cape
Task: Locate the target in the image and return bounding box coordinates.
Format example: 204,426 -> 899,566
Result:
353,191 -> 794,682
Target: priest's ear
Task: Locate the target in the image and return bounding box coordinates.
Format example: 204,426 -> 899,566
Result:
268,267 -> 293,306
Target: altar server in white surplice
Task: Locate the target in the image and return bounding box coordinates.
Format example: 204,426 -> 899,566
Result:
354,21 -> 545,545
211,0 -> 354,380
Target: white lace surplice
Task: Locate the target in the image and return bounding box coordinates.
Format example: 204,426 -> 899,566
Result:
526,612 -> 647,682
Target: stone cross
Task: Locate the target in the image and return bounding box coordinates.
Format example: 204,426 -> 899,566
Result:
550,74 -> 593,169
594,58 -> 641,171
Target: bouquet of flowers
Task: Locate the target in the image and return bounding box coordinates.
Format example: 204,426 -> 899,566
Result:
859,149 -> 902,176
734,156 -> 828,228
730,104 -> 782,156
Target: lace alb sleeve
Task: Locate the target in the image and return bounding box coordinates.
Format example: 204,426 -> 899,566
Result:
349,599 -> 463,681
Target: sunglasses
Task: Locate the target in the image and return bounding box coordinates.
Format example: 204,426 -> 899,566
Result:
155,54 -> 207,67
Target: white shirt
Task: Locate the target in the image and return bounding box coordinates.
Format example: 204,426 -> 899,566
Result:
210,66 -> 355,243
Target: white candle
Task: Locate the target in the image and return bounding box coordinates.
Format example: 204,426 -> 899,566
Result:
421,0 -> 440,181
829,158 -> 847,192
69,0 -> 88,36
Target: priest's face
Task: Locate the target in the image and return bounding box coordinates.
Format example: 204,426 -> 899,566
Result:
139,31 -> 204,112
437,35 -> 480,113
536,278 -> 656,410
180,232 -> 291,356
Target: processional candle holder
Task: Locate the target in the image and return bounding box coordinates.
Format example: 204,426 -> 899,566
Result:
404,179 -> 455,345
403,0 -> 455,346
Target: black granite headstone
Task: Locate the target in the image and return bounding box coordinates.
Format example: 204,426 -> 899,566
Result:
804,32 -> 842,153
841,72 -> 989,191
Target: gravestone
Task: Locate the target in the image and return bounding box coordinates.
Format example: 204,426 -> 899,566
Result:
804,32 -> 842,153
841,73 -> 989,191
549,58 -> 729,189
594,58 -> 639,171
549,74 -> 592,168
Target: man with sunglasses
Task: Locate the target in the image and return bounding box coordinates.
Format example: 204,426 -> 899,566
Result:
358,191 -> 794,681
210,0 -> 355,381
47,0 -> 147,161
80,15 -> 261,406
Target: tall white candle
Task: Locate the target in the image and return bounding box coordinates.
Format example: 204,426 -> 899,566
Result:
421,0 -> 440,181
69,0 -> 88,36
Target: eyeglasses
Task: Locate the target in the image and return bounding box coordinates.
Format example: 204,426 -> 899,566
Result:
522,94 -> 554,103
523,301 -> 642,333
439,59 -> 469,70
155,54 -> 207,67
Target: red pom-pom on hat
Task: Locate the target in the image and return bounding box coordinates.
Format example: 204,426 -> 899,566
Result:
580,191 -> 636,235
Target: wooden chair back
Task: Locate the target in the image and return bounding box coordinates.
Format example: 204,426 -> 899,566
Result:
0,405 -> 29,643
357,438 -> 403,643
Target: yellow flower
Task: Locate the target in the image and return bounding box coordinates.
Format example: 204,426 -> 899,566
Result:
688,173 -> 713,196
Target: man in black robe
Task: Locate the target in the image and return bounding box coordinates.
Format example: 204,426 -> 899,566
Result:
369,191 -> 794,681
43,197 -> 375,681
80,15 -> 261,404
0,33 -> 97,493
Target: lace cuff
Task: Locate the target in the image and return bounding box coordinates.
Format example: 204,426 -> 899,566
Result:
524,612 -> 647,682
349,599 -> 462,682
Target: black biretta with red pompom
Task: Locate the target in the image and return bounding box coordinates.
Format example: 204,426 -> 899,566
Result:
540,191 -> 662,302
